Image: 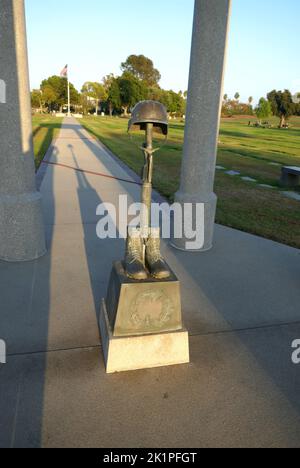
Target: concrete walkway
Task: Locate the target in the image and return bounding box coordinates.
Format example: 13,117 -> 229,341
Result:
1,117 -> 300,448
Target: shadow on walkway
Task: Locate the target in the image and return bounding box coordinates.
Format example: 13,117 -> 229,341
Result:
0,145 -> 57,447
66,119 -> 300,439
1,115 -> 300,447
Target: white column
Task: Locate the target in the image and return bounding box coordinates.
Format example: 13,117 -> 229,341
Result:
172,0 -> 231,252
0,0 -> 46,261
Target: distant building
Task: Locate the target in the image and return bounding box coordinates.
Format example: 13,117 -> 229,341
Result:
86,95 -> 97,105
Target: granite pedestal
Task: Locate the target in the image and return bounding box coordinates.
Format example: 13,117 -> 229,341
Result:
99,262 -> 190,373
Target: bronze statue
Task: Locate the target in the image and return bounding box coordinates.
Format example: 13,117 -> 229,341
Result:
99,101 -> 189,373
125,101 -> 171,281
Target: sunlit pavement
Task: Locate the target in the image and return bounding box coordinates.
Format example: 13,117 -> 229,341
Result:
0,117 -> 300,448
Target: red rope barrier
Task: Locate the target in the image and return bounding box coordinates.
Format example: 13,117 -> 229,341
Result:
42,161 -> 142,186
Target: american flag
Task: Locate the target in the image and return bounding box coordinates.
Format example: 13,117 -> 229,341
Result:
60,64 -> 68,78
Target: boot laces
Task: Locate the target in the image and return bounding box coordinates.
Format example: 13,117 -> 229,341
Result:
128,239 -> 143,264
148,238 -> 163,263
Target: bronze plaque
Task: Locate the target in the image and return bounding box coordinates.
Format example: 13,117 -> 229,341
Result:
106,262 -> 183,337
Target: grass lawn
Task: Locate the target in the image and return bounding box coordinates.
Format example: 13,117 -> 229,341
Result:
79,115 -> 300,249
32,115 -> 63,169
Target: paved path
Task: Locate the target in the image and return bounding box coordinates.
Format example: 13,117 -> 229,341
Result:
0,117 -> 300,448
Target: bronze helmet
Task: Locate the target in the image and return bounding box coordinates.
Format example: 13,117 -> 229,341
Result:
128,100 -> 168,136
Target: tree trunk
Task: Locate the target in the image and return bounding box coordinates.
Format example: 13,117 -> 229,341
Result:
109,102 -> 113,117
279,115 -> 286,128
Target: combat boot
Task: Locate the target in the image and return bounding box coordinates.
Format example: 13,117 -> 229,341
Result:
145,228 -> 171,280
125,228 -> 148,281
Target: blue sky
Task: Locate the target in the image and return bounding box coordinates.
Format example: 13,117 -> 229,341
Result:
25,0 -> 300,103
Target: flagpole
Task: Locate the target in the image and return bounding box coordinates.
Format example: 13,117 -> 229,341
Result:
60,64 -> 70,116
67,71 -> 71,117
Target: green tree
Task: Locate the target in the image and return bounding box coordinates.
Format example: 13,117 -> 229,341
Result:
107,77 -> 121,116
234,92 -> 240,102
255,98 -> 272,122
165,90 -> 185,115
81,81 -> 107,114
81,82 -> 106,101
148,86 -> 165,103
41,76 -> 79,111
31,89 -> 42,111
223,94 -> 228,101
117,72 -> 148,115
102,74 -> 120,116
295,93 -> 300,116
267,89 -> 295,127
147,88 -> 185,116
102,74 -> 115,93
121,55 -> 161,87
41,85 -> 58,111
